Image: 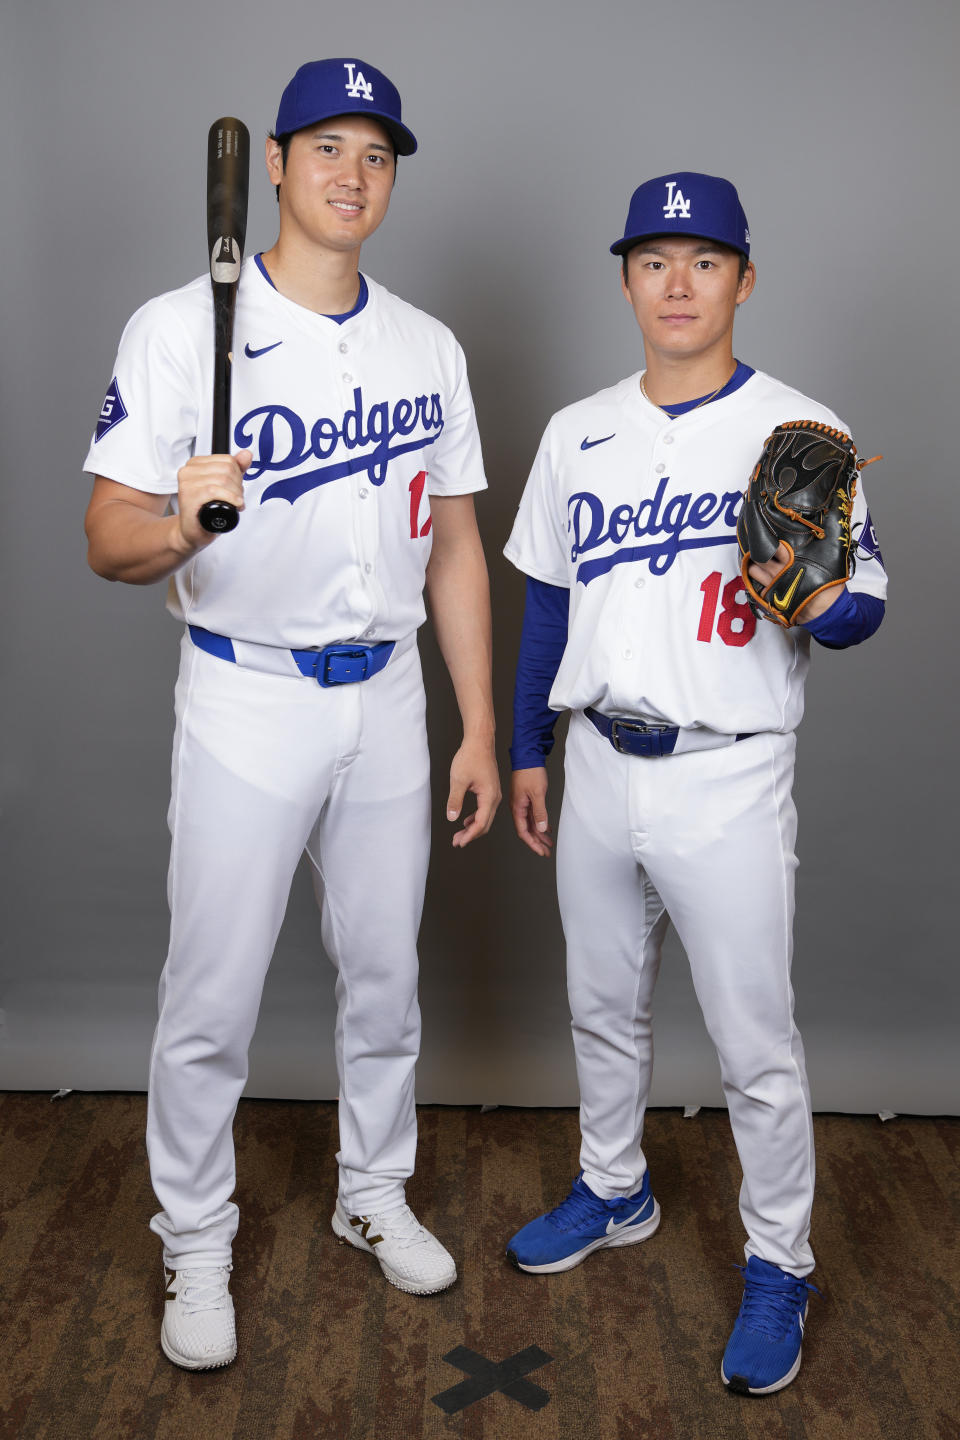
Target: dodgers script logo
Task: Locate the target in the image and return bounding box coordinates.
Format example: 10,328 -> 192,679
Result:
568,477 -> 743,585
236,386 -> 444,505
344,63 -> 374,101
662,181 -> 691,219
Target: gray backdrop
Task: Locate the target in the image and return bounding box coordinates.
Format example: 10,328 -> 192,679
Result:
1,0 -> 956,1112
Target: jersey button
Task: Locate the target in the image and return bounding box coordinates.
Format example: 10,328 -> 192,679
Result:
364,563 -> 373,574
655,463 -> 665,474
634,578 -> 645,588
338,341 -> 349,354
342,372 -> 353,383
663,434 -> 674,445
359,487 -> 369,499
623,648 -> 633,659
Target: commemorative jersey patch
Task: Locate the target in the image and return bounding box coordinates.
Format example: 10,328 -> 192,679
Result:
568,475 -> 743,585
855,508 -> 884,566
95,378 -> 128,441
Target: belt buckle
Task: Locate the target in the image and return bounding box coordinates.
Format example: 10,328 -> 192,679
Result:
610,719 -> 671,758
317,644 -> 372,687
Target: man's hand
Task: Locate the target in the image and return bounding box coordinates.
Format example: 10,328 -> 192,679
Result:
748,542 -> 844,621
85,449 -> 253,586
511,767 -> 553,857
176,450 -> 252,552
446,737 -> 501,848
425,494 -> 499,848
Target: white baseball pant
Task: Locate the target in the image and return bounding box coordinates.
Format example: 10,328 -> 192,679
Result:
557,713 -> 815,1277
147,633 -> 430,1268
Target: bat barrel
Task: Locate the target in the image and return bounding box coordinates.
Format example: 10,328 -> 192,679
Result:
207,119 -> 250,265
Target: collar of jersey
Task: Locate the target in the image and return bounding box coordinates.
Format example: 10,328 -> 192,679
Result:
651,359 -> 755,416
254,252 -> 369,325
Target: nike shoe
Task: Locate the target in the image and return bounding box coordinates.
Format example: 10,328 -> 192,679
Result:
332,1199 -> 457,1295
721,1256 -> 819,1395
160,1264 -> 236,1370
506,1171 -> 660,1274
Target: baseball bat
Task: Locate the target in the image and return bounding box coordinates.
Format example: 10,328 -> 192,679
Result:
198,116 -> 250,534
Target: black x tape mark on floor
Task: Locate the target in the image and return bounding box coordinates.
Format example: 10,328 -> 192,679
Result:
431,1345 -> 554,1414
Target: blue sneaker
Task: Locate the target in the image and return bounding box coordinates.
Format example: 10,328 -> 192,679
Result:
721,1256 -> 819,1395
506,1171 -> 660,1274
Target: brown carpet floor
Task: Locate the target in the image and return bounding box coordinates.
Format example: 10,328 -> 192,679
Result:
0,1095 -> 957,1439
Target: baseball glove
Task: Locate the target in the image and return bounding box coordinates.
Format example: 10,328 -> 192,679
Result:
737,420 -> 878,627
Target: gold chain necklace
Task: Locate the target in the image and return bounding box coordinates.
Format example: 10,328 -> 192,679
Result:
639,367 -> 736,420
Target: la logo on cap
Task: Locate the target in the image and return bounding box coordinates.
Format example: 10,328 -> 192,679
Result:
663,181 -> 692,219
343,63 -> 374,101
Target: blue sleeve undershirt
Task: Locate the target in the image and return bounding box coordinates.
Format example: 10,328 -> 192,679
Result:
509,578 -> 569,771
800,588 -> 885,648
509,578 -> 885,771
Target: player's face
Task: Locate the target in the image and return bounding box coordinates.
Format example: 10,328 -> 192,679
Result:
266,116 -> 396,254
620,238 -> 756,362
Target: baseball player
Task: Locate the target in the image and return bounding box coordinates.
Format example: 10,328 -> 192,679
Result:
503,172 -> 887,1395
83,58 -> 500,1370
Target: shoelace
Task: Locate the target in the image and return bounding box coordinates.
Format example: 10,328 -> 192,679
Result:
369,1206 -> 427,1250
176,1266 -> 232,1314
547,1178 -> 624,1232
734,1265 -> 820,1340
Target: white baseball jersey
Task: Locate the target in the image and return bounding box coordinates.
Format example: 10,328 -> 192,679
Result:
504,369 -> 887,735
84,259 -> 487,649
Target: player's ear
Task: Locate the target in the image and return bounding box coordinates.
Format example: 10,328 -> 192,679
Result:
265,135 -> 284,189
619,253 -> 631,300
736,261 -> 757,305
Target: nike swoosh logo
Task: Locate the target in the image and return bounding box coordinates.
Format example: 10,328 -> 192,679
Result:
605,1203 -> 647,1235
244,340 -> 283,359
581,433 -> 616,450
772,569 -> 803,610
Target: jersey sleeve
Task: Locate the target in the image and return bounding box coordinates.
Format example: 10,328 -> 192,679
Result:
845,476 -> 888,601
424,338 -> 487,497
82,296 -> 203,494
503,421 -> 570,587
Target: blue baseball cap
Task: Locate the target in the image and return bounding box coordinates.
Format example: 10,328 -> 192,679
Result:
610,172 -> 750,258
275,58 -> 417,156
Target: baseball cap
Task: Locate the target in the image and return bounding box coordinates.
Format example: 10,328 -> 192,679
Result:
274,58 -> 417,156
610,172 -> 750,258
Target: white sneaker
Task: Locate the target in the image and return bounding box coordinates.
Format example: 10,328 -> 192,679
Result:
332,1200 -> 457,1295
160,1265 -> 237,1370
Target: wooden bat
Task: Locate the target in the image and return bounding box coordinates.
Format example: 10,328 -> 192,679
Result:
198,116 -> 250,534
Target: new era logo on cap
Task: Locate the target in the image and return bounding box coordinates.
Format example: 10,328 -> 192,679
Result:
610,172 -> 750,258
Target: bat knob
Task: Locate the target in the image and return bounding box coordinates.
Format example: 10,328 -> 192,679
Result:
198,500 -> 239,533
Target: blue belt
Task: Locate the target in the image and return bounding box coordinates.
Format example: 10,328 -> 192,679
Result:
188,625 -> 396,688
585,708 -> 679,757
585,707 -> 753,758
